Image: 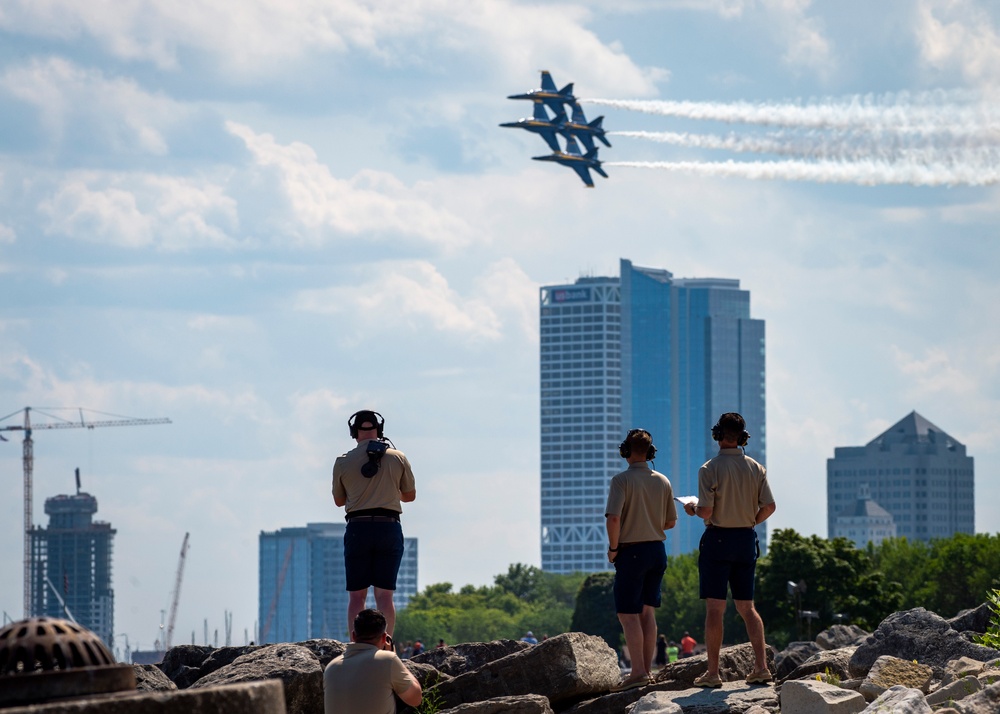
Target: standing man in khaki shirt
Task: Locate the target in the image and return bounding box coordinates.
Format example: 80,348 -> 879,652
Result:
333,410 -> 416,638
682,412 -> 776,688
605,428 -> 677,691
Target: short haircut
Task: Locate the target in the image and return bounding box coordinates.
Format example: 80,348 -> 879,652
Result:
628,429 -> 653,455
353,609 -> 387,640
717,412 -> 746,441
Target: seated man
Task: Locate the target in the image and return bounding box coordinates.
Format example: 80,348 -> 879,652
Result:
324,609 -> 422,714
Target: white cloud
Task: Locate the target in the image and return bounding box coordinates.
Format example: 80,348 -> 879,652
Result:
0,57 -> 187,154
0,0 -> 661,95
761,0 -> 834,77
0,223 -> 14,244
227,121 -> 472,250
295,259 -> 504,341
915,0 -> 1000,90
38,172 -> 239,251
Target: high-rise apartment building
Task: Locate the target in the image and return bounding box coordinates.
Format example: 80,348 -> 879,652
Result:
826,411 -> 974,541
258,523 -> 418,643
540,259 -> 766,572
29,490 -> 116,646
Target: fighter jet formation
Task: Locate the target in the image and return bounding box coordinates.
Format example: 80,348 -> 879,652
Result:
503,71 -> 610,187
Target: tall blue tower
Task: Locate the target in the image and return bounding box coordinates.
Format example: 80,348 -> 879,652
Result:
540,259 -> 766,572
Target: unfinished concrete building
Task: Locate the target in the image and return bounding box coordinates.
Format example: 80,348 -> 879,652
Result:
29,491 -> 116,647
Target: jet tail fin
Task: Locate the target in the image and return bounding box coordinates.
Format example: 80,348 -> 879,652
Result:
571,102 -> 588,124
532,100 -> 550,121
540,71 -> 557,92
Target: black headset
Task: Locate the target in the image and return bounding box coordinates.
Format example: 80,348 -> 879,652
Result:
711,413 -> 750,447
348,410 -> 385,439
619,428 -> 657,460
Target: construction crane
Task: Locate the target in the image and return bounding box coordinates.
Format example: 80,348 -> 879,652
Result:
165,532 -> 190,651
0,406 -> 171,617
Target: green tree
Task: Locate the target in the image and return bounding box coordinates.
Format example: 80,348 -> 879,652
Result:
656,553 -> 703,642
756,529 -> 901,648
868,537 -> 930,610
571,571 -> 621,650
919,533 -> 1000,617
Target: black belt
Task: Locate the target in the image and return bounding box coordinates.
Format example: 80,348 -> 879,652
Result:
347,514 -> 399,523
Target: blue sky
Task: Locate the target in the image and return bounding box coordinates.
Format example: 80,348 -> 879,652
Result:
2,0 -> 999,653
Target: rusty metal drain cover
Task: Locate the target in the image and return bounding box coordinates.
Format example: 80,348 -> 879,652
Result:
0,617 -> 136,707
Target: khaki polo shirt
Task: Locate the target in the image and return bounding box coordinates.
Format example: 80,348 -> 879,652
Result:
323,643 -> 414,714
333,440 -> 415,514
605,462 -> 677,543
697,448 -> 774,528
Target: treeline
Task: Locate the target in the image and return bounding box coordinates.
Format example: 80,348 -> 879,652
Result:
396,530 -> 1000,651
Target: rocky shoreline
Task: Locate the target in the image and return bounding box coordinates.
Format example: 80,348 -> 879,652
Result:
8,603 -> 999,713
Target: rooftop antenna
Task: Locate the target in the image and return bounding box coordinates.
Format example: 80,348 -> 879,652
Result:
75,467 -> 81,495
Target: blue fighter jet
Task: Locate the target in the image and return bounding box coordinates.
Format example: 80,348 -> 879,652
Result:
507,70 -> 576,114
499,99 -> 568,152
559,103 -> 611,153
532,135 -> 608,188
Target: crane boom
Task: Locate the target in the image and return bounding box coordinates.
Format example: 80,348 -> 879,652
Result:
1,406 -> 171,617
165,532 -> 190,651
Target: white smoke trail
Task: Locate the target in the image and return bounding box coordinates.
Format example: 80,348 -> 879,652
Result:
585,92 -> 1000,136
612,130 -> 1000,165
604,159 -> 1000,187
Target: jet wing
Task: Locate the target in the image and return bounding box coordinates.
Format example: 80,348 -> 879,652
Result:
570,164 -> 595,188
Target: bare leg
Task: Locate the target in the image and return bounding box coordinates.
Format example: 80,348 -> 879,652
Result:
617,613 -> 649,679
735,599 -> 767,671
374,587 -> 396,637
347,589 -> 368,640
640,606 -> 657,675
704,598 -> 726,677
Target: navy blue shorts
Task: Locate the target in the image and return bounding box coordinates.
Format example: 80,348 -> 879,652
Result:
344,521 -> 404,591
698,528 -> 759,601
613,541 -> 667,614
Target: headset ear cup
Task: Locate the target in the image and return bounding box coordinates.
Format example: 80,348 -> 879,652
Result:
619,440 -> 630,458
647,444 -> 657,460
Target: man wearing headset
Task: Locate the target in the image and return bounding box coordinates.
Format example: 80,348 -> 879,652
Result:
333,410 -> 416,639
683,412 -> 776,688
605,428 -> 677,691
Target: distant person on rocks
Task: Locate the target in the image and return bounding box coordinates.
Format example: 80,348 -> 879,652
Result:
667,640 -> 679,663
333,409 -> 416,638
324,608 -> 421,714
605,428 -> 677,691
521,631 -> 538,644
682,412 -> 776,688
411,640 -> 424,656
680,632 -> 696,658
436,639 -> 446,649
655,634 -> 667,669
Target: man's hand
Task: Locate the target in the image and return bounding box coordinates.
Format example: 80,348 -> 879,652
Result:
607,548 -> 617,564
683,502 -> 697,516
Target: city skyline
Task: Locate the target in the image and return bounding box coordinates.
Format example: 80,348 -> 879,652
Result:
2,2 -> 999,650
540,259 -> 766,573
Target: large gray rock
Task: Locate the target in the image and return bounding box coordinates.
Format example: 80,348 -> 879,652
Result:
780,679 -> 866,714
625,692 -> 683,714
858,655 -> 933,702
572,681 -> 779,714
860,685 -> 932,713
942,656 -> 989,685
0,680 -> 286,714
411,640 -> 531,677
427,632 -> 619,709
779,646 -> 856,684
775,641 -> 824,679
849,608 -> 1000,679
404,659 -> 453,690
439,694 -> 554,713
157,645 -> 215,687
189,643 -> 322,714
947,603 -> 993,635
816,625 -> 869,651
653,643 -> 774,687
926,676 -> 982,707
293,639 -> 345,669
134,663 -> 178,691
951,680 -> 1000,713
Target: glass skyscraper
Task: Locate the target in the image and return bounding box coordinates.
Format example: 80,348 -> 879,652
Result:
259,522 -> 418,643
540,259 -> 766,572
